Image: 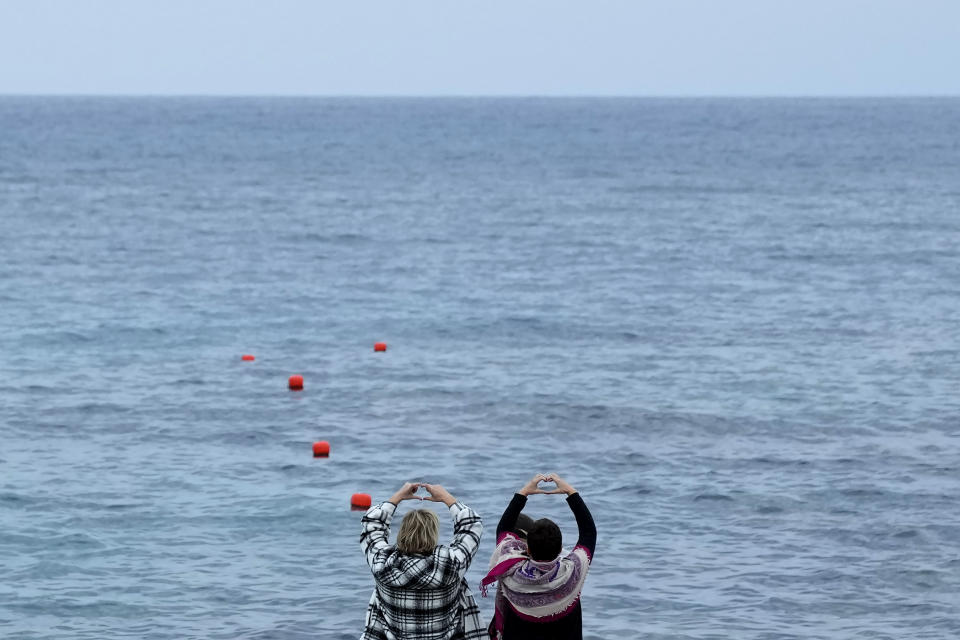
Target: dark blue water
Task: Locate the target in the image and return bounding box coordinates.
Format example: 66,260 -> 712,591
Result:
1,97 -> 959,639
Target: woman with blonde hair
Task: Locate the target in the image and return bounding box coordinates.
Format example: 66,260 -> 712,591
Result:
360,482 -> 485,640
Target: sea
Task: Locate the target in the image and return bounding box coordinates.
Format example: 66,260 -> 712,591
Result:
1,97 -> 958,639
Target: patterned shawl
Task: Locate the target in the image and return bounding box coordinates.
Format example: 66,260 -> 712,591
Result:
480,533 -> 590,632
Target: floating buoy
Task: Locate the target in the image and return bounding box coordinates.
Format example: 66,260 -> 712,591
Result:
288,374 -> 304,390
374,342 -> 387,352
241,354 -> 255,361
351,493 -> 372,510
312,441 -> 330,458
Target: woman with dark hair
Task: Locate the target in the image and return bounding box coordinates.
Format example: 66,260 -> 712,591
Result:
360,482 -> 485,640
481,474 -> 596,640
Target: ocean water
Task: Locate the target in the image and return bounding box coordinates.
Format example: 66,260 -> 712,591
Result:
1,97 -> 959,639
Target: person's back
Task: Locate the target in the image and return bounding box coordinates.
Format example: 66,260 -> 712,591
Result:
499,599 -> 585,640
482,474 -> 596,640
360,482 -> 485,640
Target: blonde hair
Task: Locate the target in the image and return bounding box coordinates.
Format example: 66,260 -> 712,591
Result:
396,509 -> 439,555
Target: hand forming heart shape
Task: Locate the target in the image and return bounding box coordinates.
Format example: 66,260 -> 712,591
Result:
519,473 -> 575,496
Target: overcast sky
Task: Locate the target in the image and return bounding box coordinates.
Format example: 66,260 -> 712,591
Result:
1,0 -> 959,96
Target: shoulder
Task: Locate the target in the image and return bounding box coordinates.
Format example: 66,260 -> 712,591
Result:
497,531 -> 522,544
450,502 -> 482,519
565,545 -> 592,566
432,543 -> 456,561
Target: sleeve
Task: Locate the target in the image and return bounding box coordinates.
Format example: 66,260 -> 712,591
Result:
445,502 -> 483,577
496,493 -> 527,538
360,501 -> 397,571
567,492 -> 596,559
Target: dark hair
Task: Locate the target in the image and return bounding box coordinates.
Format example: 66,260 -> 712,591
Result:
514,513 -> 535,539
526,518 -> 562,561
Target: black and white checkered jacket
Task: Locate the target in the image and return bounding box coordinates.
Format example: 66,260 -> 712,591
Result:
360,501 -> 485,640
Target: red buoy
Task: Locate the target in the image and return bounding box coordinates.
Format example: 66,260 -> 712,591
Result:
351,493 -> 372,510
374,342 -> 387,352
312,441 -> 330,458
288,374 -> 304,390
241,354 -> 255,361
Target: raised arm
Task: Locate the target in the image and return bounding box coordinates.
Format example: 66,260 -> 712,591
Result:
422,484 -> 483,576
566,492 -> 596,557
496,494 -> 527,538
360,502 -> 396,570
550,474 -> 596,558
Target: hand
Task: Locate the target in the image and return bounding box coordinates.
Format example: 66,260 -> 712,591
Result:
544,473 -> 577,496
519,474 -> 551,496
421,483 -> 457,507
389,482 -> 423,504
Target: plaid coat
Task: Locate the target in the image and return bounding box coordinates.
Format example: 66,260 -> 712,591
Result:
360,501 -> 485,640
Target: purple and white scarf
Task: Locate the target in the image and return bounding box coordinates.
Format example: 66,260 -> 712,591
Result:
480,533 -> 591,634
